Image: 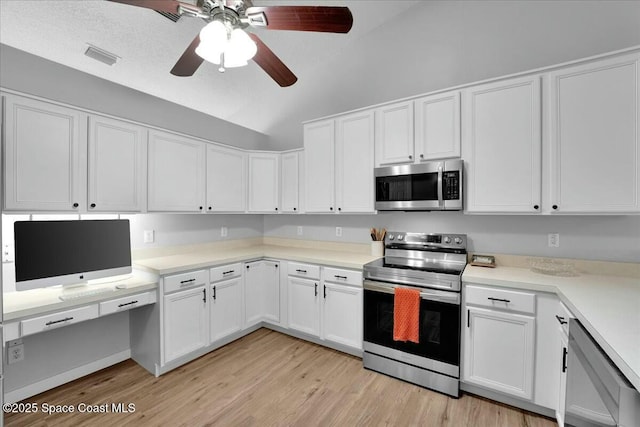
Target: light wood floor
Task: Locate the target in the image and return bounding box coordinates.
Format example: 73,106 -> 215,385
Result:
6,329 -> 557,426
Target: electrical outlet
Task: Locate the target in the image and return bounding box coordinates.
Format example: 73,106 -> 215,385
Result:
548,233 -> 560,248
335,227 -> 343,237
297,226 -> 303,236
143,230 -> 154,244
8,340 -> 24,364
3,244 -> 14,262
221,226 -> 228,238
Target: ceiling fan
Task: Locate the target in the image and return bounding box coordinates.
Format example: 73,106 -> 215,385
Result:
108,0 -> 353,86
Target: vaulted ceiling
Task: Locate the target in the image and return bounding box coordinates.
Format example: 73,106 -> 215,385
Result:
0,0 -> 419,146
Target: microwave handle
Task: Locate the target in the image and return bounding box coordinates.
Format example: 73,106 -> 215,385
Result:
437,165 -> 444,208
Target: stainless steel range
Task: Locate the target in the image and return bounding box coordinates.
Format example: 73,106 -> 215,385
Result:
362,231 -> 467,398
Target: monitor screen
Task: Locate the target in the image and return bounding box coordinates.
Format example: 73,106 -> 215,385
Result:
14,219 -> 132,291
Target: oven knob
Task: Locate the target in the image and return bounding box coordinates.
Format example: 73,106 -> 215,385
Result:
388,234 -> 394,240
454,237 -> 463,245
397,235 -> 404,241
443,236 -> 451,244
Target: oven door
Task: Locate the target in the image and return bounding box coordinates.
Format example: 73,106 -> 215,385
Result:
363,280 -> 461,376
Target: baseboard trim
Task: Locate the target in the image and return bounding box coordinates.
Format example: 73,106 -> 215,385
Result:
5,350 -> 131,404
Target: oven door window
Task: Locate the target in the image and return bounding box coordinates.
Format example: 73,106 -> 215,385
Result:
376,173 -> 439,202
364,289 -> 460,366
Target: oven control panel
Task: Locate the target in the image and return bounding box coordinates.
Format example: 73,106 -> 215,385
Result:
385,232 -> 467,250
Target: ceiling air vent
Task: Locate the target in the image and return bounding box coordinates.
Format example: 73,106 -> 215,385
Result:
84,44 -> 119,66
156,10 -> 181,22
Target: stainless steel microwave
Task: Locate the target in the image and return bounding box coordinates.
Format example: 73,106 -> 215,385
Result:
375,159 -> 463,211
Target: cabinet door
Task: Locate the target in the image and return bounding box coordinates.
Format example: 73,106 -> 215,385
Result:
4,94 -> 83,211
463,306 -> 535,400
206,144 -> 246,212
556,327 -> 568,427
263,261 -> 280,324
210,277 -> 242,343
335,111 -> 375,213
288,276 -> 320,336
463,76 -> 542,213
163,286 -> 208,363
415,91 -> 461,161
148,130 -> 206,212
248,153 -> 280,213
244,261 -> 264,327
88,115 -> 146,212
280,151 -> 300,213
322,282 -> 362,350
375,101 -> 414,166
304,120 -> 335,213
548,53 -> 640,213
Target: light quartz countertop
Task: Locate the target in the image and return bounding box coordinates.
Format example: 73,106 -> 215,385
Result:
133,244 -> 381,276
3,274 -> 157,321
462,265 -> 640,391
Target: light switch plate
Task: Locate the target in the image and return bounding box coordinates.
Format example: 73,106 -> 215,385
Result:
335,227 -> 343,237
548,233 -> 560,248
221,226 -> 228,237
297,226 -> 303,236
143,230 -> 154,244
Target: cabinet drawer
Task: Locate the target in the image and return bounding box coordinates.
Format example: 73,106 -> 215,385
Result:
21,305 -> 99,337
465,285 -> 535,314
322,267 -> 362,287
288,262 -> 320,279
210,263 -> 242,283
164,270 -> 208,294
99,291 -> 156,316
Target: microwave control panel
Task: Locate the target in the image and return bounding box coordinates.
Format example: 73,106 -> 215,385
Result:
443,171 -> 460,200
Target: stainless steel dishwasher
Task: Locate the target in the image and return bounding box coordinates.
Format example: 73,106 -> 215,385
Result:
564,319 -> 640,427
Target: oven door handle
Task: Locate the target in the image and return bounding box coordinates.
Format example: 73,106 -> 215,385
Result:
364,280 -> 460,305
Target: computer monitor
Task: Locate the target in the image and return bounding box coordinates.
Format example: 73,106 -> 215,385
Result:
14,219 -> 132,291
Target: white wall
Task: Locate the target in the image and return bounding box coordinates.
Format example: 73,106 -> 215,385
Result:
266,0 -> 640,149
263,213 -> 640,263
0,44 -> 269,151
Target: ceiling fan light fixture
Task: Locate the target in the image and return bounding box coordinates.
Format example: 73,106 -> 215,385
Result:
195,20 -> 257,69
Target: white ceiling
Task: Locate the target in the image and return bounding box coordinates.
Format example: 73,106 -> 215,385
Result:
0,0 -> 419,140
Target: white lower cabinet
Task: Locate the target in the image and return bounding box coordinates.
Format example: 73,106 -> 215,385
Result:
287,276 -> 320,336
464,306 -> 535,399
209,276 -> 243,343
163,285 -> 209,363
244,260 -> 280,327
321,281 -> 362,349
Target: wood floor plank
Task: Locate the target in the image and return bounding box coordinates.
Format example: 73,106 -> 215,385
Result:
5,329 -> 557,427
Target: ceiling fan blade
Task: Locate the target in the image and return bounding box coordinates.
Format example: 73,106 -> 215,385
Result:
248,33 -> 297,87
106,0 -> 185,14
245,6 -> 353,33
170,35 -> 204,77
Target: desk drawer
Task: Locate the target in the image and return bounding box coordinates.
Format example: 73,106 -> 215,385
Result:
21,305 -> 99,337
164,270 -> 208,294
288,262 -> 320,279
322,267 -> 362,287
466,285 -> 535,314
210,263 -> 242,283
99,291 -> 156,316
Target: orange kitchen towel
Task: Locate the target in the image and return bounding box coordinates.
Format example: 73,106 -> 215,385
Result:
393,287 -> 420,343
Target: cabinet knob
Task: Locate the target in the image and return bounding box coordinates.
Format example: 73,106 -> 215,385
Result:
199,206 -> 203,210
420,154 -> 424,159
72,203 -> 79,208
293,207 -> 297,211
338,207 -> 342,211
90,203 -> 96,208
275,207 -> 278,211
330,207 -> 333,211
208,206 -> 212,210
533,205 -> 539,210
552,205 -> 558,210
409,155 -> 413,160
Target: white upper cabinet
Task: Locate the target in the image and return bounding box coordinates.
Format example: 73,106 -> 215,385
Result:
206,144 -> 246,212
280,151 -> 300,213
4,94 -> 84,211
414,91 -> 461,161
547,53 -> 640,213
148,130 -> 206,212
304,120 -> 335,213
248,152 -> 280,213
375,100 -> 415,166
88,115 -> 146,212
463,75 -> 542,213
335,110 -> 375,213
